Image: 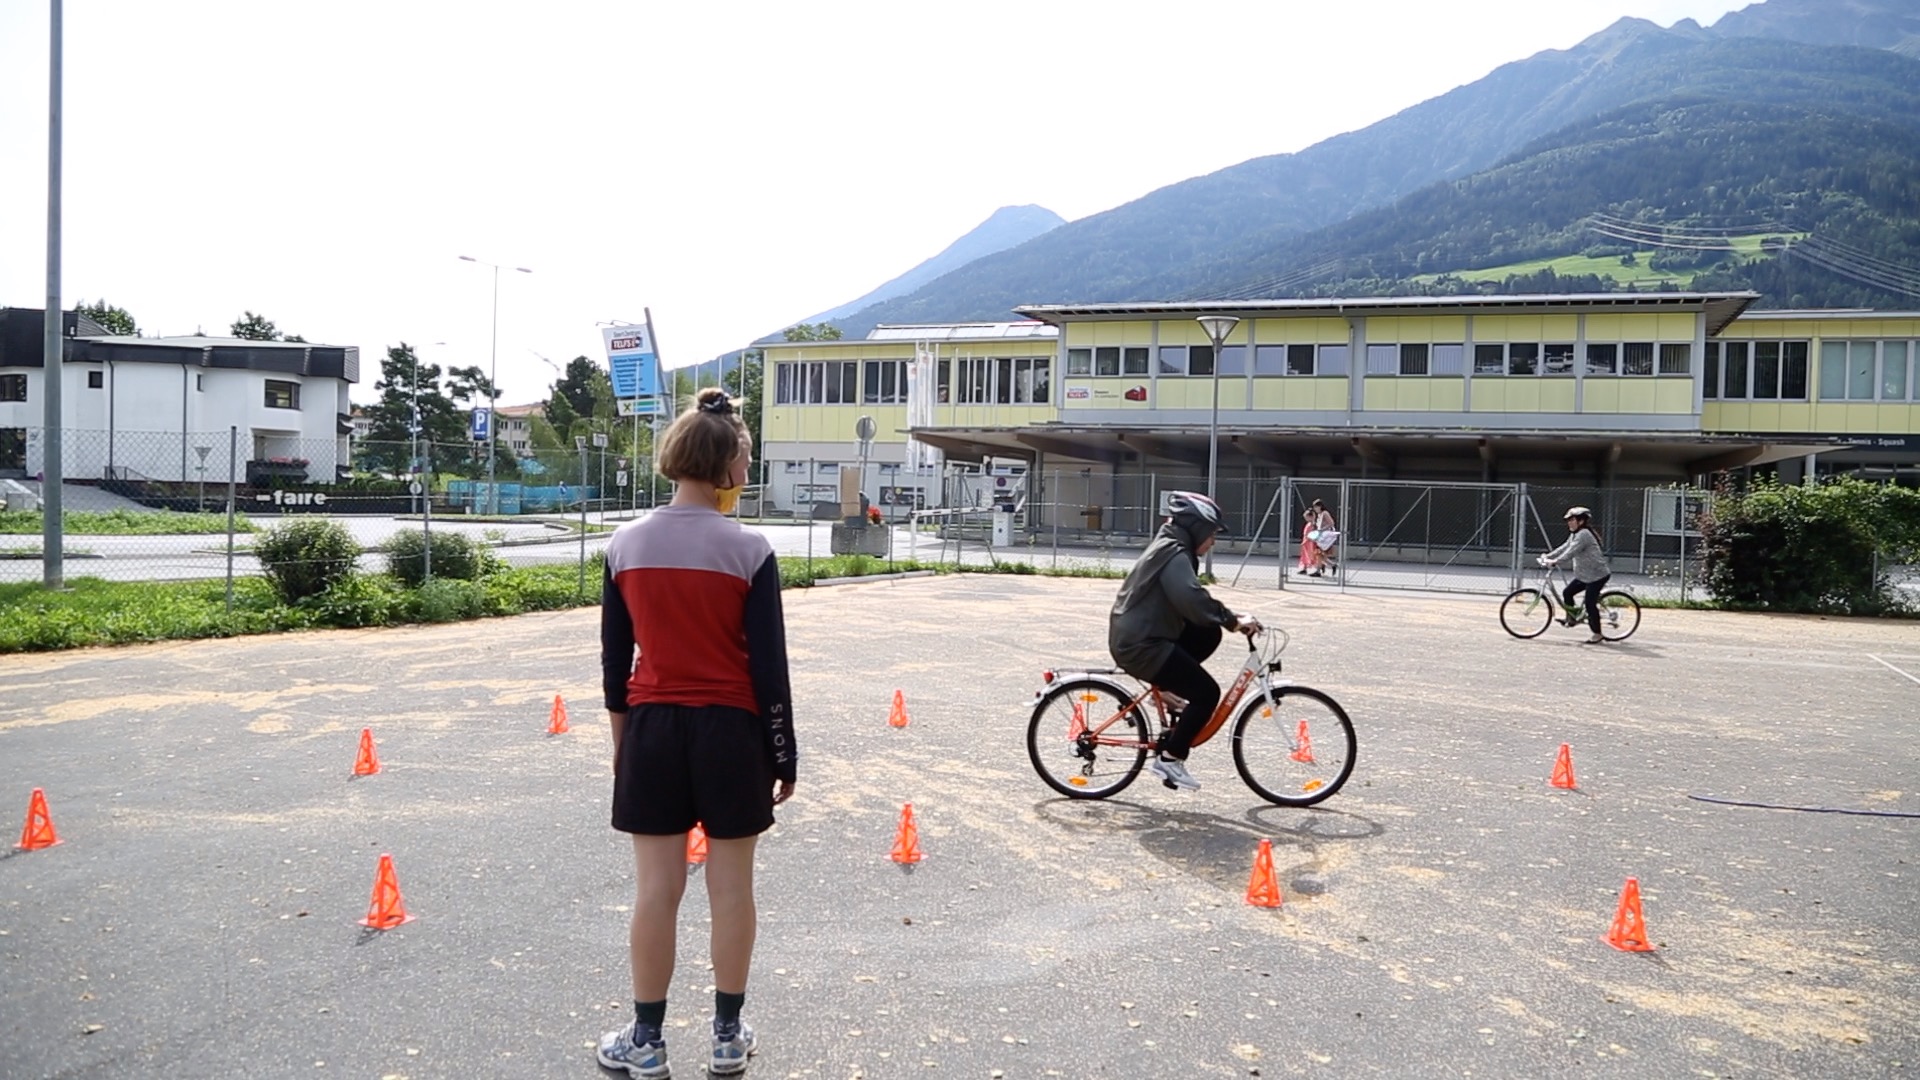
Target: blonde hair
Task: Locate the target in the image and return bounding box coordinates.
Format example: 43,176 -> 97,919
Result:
657,388 -> 749,486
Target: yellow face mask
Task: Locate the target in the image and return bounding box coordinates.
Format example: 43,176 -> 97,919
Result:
715,485 -> 741,515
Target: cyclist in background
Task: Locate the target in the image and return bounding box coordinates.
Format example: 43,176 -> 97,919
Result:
1109,491 -> 1262,791
1541,505 -> 1612,644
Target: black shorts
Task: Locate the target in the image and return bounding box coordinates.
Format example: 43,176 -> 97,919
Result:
612,702 -> 776,839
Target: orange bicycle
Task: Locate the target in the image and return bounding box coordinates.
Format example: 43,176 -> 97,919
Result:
1025,629 -> 1356,806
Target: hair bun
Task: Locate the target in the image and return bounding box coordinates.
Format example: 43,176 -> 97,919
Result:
697,388 -> 734,415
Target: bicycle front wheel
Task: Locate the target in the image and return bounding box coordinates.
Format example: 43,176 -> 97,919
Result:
1230,686 -> 1356,807
1597,591 -> 1641,641
1499,588 -> 1553,639
1026,681 -> 1149,799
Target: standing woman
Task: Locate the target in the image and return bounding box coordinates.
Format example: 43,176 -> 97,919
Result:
598,388 -> 797,1078
1540,505 -> 1612,644
1297,508 -> 1319,574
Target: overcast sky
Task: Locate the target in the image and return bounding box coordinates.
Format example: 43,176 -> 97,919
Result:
0,0 -> 1753,405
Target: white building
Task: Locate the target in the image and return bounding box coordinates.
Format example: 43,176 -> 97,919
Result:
0,307 -> 357,486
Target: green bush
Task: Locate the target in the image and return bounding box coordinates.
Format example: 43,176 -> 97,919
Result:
253,518 -> 361,603
385,529 -> 499,588
401,579 -> 488,623
1700,476 -> 1920,615
296,572 -> 400,628
0,509 -> 253,536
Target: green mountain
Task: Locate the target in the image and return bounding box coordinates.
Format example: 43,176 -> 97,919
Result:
834,0 -> 1920,331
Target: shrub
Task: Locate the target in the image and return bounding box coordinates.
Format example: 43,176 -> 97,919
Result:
402,579 -> 488,623
296,572 -> 399,628
1699,475 -> 1920,615
254,518 -> 361,603
385,529 -> 498,588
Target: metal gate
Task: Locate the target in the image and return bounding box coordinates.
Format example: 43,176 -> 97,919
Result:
1278,478 -> 1526,594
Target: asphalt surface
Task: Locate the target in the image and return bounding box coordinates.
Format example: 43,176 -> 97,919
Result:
2,578 -> 1917,1078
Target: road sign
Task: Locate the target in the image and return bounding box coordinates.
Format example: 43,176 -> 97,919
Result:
602,325 -> 660,399
616,470 -> 629,487
592,432 -> 609,448
617,397 -> 663,417
855,415 -> 877,442
470,407 -> 491,441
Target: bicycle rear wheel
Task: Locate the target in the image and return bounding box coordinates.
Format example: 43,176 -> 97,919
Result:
1597,591 -> 1641,641
1230,686 -> 1356,807
1027,681 -> 1149,799
1499,588 -> 1552,639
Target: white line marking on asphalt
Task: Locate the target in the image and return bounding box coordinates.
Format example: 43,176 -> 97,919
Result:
1868,655 -> 1920,687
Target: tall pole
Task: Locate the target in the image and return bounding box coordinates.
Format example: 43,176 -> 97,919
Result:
1196,315 -> 1239,578
41,0 -> 64,590
485,264 -> 499,514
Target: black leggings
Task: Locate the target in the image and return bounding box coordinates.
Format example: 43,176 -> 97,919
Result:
1148,622 -> 1224,760
1563,575 -> 1611,635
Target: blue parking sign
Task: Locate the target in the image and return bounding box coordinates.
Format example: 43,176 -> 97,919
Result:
471,407 -> 491,441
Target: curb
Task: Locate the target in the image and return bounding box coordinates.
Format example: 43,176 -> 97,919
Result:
804,570 -> 940,588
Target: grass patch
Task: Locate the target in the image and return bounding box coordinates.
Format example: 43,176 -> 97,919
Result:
0,550 -> 1126,653
1412,234 -> 1805,289
0,509 -> 255,536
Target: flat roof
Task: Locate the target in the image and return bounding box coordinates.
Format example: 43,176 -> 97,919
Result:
1013,292 -> 1761,337
766,321 -> 1061,350
1737,309 -> 1920,320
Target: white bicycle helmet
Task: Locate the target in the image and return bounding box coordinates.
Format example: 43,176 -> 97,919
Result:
1564,505 -> 1592,520
1165,490 -> 1226,536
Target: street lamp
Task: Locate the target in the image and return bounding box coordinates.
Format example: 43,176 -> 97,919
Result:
1196,314 -> 1240,576
459,256 -> 533,513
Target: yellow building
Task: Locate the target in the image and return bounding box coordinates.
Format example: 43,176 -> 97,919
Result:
758,294 -> 1920,519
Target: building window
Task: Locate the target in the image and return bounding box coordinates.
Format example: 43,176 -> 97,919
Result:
1123,347 -> 1150,375
88,370 -> 104,389
862,359 -> 906,404
1012,357 -> 1051,404
264,379 -> 300,409
954,357 -> 989,404
1586,343 -> 1618,375
196,373 -> 204,391
1067,348 -> 1092,376
1365,344 -> 1397,375
1254,344 -> 1315,376
1659,343 -> 1692,375
994,357 -> 1014,404
1431,344 -> 1465,376
1398,343 -> 1430,376
1820,340 -> 1916,401
773,360 -> 858,404
1543,343 -> 1576,375
1712,340 -> 1809,400
0,374 -> 25,402
1317,344 -> 1351,376
1622,343 -> 1655,377
1507,343 -> 1540,376
1157,346 -> 1187,376
1094,347 -> 1120,377
1218,345 -> 1247,377
1474,344 -> 1504,375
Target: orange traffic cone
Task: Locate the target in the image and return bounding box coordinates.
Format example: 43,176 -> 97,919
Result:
1550,743 -> 1577,790
548,694 -> 570,735
1289,719 -> 1316,764
1245,838 -> 1282,908
352,728 -> 381,777
16,788 -> 60,851
890,803 -> 924,864
359,853 -> 414,930
686,823 -> 708,865
1602,877 -> 1653,952
887,689 -> 910,729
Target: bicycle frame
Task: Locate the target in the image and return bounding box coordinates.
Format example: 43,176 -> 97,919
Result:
1050,631 -> 1289,751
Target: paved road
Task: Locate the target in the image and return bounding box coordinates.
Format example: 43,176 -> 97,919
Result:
3,578 -> 1916,1077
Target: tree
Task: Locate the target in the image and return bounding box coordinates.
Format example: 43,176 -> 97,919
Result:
76,299 -> 137,336
782,322 -> 843,341
230,311 -> 282,340
722,349 -> 765,482
549,356 -> 606,420
356,343 -> 481,479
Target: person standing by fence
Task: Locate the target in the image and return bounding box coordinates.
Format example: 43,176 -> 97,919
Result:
597,388 -> 797,1078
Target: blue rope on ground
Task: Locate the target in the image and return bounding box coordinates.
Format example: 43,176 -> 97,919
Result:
1687,794 -> 1920,819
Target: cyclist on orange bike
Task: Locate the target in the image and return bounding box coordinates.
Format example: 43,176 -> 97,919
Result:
1108,491 -> 1262,791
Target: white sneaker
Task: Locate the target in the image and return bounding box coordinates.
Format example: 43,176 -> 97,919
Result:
1150,756 -> 1200,791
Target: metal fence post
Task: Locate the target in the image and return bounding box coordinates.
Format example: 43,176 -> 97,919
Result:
422,467 -> 432,585
1052,469 -> 1061,570
1512,482 -> 1529,591
224,425 -> 237,612
806,457 -> 814,577
579,450 -> 589,597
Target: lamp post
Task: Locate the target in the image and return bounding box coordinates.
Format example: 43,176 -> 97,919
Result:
458,256 -> 532,514
1195,314 -> 1240,576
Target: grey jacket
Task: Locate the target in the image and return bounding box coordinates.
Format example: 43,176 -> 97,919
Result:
1108,522 -> 1238,678
1545,527 -> 1610,582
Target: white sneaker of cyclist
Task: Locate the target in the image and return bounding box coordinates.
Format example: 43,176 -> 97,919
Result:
1150,755 -> 1201,791
1160,691 -> 1190,715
